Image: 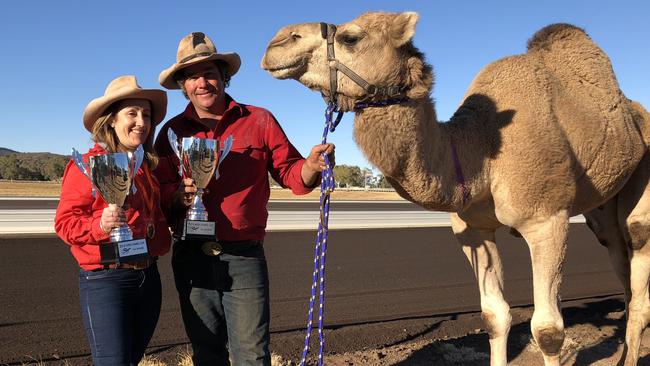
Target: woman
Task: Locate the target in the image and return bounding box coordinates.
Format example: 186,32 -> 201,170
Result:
55,75 -> 171,366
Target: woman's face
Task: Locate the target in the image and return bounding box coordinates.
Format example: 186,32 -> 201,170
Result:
111,99 -> 152,151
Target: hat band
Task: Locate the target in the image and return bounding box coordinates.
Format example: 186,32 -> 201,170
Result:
179,51 -> 216,64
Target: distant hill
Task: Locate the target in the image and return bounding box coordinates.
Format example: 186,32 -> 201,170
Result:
0,147 -> 18,156
0,148 -> 69,181
0,148 -> 68,159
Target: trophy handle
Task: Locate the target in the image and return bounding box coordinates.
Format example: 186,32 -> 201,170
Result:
218,135 -> 233,166
128,145 -> 145,194
214,135 -> 233,181
71,148 -> 95,197
167,129 -> 184,177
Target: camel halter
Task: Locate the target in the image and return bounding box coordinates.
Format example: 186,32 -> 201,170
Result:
319,22 -> 406,108
320,23 -> 467,205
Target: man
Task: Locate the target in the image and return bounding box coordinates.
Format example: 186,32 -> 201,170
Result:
154,32 -> 335,365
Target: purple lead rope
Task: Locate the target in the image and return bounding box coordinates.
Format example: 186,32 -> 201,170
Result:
299,103 -> 341,366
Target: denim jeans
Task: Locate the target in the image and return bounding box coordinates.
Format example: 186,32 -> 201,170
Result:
172,239 -> 271,366
78,264 -> 162,366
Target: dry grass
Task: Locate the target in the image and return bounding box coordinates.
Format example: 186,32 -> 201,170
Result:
0,180 -> 62,197
0,180 -> 404,201
17,358 -> 71,366
139,355 -> 168,366
270,187 -> 403,201
139,351 -> 288,366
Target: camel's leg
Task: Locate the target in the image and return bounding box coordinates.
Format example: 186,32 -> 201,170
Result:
584,199 -> 631,307
613,151 -> 650,366
518,211 -> 570,366
621,244 -> 650,366
451,213 -> 510,366
620,209 -> 650,365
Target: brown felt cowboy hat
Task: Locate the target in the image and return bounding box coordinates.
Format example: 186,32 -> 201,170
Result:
82,75 -> 167,132
159,32 -> 241,90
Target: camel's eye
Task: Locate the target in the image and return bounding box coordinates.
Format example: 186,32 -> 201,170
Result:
337,33 -> 362,47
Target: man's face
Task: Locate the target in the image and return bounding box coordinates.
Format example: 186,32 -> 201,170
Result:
181,62 -> 225,115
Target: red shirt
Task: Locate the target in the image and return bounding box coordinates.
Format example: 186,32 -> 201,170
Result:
153,95 -> 314,241
55,144 -> 171,270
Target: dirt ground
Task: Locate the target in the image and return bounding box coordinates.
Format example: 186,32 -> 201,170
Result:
119,296 -> 650,366
267,296 -> 650,366
8,182 -> 650,365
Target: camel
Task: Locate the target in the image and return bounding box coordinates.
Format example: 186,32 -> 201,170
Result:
261,11 -> 649,366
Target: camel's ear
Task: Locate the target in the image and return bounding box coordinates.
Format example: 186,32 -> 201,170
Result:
389,12 -> 419,47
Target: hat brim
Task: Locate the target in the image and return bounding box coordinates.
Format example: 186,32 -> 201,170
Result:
83,88 -> 168,132
159,52 -> 241,90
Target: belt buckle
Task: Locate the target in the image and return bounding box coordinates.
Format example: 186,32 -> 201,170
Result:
132,260 -> 148,270
201,242 -> 223,256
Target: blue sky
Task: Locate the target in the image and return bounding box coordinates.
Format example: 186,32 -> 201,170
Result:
1,1 -> 648,171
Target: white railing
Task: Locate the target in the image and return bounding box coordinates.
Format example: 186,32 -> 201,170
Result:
0,206 -> 586,235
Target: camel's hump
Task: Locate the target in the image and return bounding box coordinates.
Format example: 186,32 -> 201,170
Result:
526,23 -> 589,51
523,22 -> 620,99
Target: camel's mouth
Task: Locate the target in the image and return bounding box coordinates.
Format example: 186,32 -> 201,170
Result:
262,57 -> 307,79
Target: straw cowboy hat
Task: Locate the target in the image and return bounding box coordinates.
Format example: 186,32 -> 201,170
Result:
159,32 -> 241,90
82,75 -> 167,132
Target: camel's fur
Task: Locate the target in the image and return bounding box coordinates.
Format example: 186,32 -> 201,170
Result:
262,12 -> 648,365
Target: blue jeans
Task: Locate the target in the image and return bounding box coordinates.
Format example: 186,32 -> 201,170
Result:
172,239 -> 270,366
79,264 -> 162,366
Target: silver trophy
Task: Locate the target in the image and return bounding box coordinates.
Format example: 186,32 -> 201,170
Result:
72,146 -> 147,263
168,130 -> 233,241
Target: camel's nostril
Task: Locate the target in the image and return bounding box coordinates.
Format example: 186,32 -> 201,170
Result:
290,31 -> 301,40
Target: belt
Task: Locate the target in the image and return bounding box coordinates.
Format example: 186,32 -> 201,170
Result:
200,240 -> 263,256
103,257 -> 157,270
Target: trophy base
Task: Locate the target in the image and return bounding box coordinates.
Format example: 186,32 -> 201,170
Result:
182,219 -> 217,241
100,238 -> 149,265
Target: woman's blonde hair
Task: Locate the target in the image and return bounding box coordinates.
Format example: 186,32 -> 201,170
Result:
90,102 -> 159,170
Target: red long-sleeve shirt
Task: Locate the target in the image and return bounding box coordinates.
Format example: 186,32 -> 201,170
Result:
153,95 -> 314,241
55,144 -> 171,270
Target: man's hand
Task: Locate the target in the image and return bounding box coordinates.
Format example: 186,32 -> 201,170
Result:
301,143 -> 335,187
173,178 -> 198,210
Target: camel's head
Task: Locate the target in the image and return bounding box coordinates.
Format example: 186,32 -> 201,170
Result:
261,12 -> 433,111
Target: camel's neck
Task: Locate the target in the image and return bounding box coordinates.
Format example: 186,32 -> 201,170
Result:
353,98 -> 476,212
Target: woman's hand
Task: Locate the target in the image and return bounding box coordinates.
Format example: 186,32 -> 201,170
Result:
100,204 -> 126,233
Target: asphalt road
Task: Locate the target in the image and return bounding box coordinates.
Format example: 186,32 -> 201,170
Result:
0,225 -> 621,364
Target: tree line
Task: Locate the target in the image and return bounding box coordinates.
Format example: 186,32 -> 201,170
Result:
1,150 -> 393,189
0,153 -> 69,181
269,164 -> 392,188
